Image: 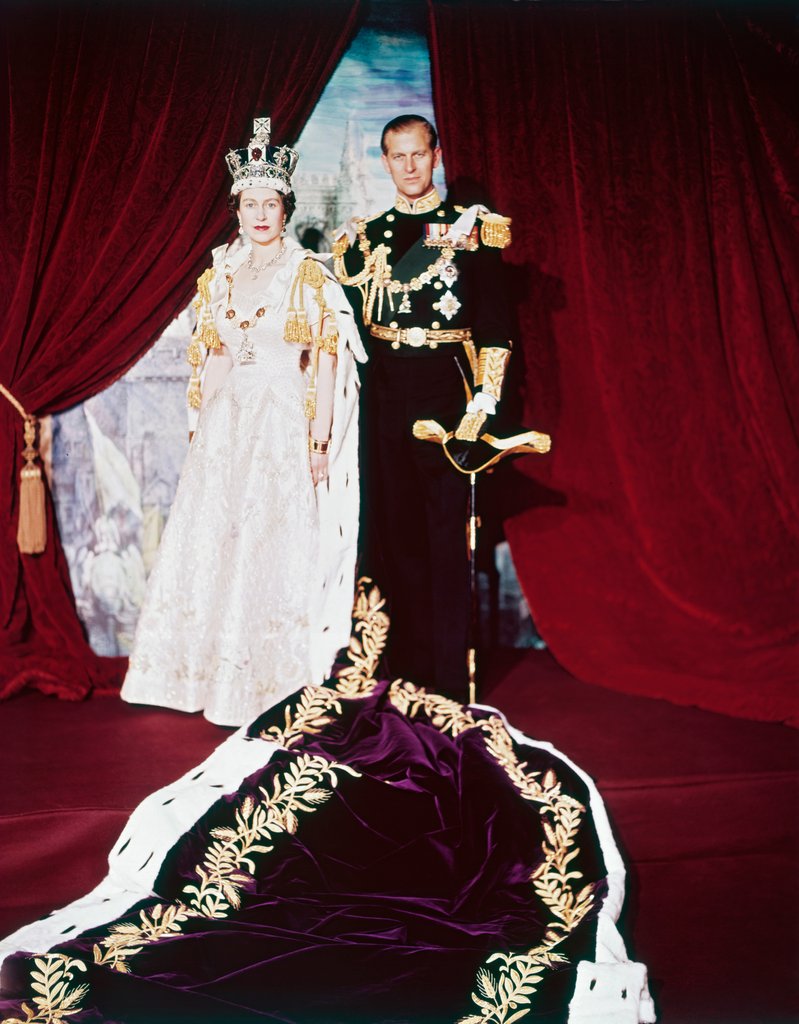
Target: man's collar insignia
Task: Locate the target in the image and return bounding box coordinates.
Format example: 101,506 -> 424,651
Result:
394,188 -> 442,216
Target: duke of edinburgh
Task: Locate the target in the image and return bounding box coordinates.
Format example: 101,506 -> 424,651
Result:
333,114 -> 513,701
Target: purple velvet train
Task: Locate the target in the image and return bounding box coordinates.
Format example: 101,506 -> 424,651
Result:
0,584 -> 641,1024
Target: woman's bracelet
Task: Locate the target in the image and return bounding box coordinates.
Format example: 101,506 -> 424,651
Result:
308,436 -> 331,455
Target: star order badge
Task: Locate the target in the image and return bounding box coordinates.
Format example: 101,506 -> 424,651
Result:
437,290 -> 461,321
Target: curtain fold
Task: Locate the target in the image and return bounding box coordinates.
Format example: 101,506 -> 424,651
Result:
0,0 -> 361,700
428,1 -> 799,722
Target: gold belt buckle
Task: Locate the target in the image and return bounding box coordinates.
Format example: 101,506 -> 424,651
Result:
406,327 -> 426,348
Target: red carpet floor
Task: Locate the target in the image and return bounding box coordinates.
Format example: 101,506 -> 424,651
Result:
1,650 -> 797,1023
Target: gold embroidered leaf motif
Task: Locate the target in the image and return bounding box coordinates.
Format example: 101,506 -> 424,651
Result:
94,903 -> 193,971
1,954 -> 89,1024
334,577 -> 388,696
84,754 -> 362,978
184,754 -> 357,919
458,953 -> 549,1024
261,580 -> 390,750
261,685 -> 343,747
388,703 -> 597,1023
388,680 -> 479,737
476,968 -> 497,999
210,826 -> 238,841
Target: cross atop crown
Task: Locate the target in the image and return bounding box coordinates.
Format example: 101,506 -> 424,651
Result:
252,117 -> 271,145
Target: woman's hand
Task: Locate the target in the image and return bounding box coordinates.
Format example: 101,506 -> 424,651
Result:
310,451 -> 329,487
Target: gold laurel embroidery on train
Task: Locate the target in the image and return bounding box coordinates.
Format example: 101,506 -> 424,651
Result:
1,954 -> 89,1024
93,903 -> 194,973
457,949 -> 570,1024
479,716 -> 594,935
388,679 -> 479,736
333,578 -> 389,697
457,718 -> 597,1023
182,755 -> 359,919
385,684 -> 596,1023
92,755 -> 358,972
260,579 -> 387,747
262,686 -> 345,748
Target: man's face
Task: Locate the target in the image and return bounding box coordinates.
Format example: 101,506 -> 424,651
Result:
381,126 -> 441,201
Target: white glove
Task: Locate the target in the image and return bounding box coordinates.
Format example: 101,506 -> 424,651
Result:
466,391 -> 497,416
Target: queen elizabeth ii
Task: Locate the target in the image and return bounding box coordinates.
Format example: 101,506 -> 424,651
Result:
120,118 -> 366,727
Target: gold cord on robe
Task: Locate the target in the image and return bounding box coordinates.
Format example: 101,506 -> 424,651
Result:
187,266 -> 221,411
284,258 -> 339,420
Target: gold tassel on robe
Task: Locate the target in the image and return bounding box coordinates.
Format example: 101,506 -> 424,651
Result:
186,266 -> 222,410
285,259 -> 340,421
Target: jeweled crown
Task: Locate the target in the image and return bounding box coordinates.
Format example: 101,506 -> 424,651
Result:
225,117 -> 299,195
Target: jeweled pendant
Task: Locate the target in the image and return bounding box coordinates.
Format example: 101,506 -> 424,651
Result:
398,293 -> 412,315
236,335 -> 256,363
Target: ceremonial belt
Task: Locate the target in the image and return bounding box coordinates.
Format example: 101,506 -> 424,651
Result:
370,324 -> 472,350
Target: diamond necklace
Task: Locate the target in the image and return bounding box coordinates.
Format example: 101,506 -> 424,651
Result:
247,240 -> 285,279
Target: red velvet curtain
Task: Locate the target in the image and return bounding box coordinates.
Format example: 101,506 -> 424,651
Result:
428,2 -> 799,723
0,0 -> 361,700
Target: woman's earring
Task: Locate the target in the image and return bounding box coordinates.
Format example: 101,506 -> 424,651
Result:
238,221 -> 245,236
281,222 -> 287,237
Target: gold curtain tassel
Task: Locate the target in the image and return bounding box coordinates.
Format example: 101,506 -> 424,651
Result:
17,416 -> 46,554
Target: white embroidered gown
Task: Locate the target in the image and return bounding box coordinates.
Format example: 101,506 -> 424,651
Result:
121,240 -> 364,726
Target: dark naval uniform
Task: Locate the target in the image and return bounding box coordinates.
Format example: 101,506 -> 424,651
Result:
334,188 -> 512,698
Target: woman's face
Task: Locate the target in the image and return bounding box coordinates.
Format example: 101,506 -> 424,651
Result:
238,187 -> 284,246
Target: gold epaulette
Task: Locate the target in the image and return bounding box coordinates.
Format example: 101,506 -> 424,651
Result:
332,211 -> 381,258
451,206 -> 512,248
477,210 -> 512,249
